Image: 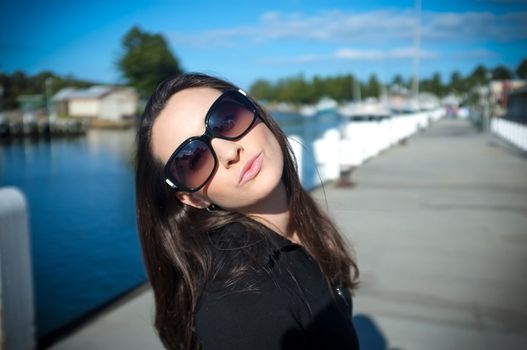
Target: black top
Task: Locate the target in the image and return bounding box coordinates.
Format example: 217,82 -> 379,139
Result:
195,223 -> 359,350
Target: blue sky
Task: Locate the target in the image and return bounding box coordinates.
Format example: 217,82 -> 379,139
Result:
1,0 -> 526,90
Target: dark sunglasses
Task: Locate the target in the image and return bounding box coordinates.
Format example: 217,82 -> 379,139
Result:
164,89 -> 259,192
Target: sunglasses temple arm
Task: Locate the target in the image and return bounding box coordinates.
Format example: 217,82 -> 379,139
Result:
165,178 -> 177,188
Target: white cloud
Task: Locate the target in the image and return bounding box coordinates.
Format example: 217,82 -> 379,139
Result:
168,9 -> 527,48
452,48 -> 497,58
260,47 -> 439,64
337,47 -> 438,59
334,48 -> 384,60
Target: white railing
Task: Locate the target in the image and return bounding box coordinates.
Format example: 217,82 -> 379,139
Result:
491,117 -> 527,151
293,108 -> 444,186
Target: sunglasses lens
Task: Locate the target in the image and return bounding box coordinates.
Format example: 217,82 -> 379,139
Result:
208,96 -> 255,139
169,139 -> 215,190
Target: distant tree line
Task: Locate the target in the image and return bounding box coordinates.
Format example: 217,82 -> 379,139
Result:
0,71 -> 99,110
250,59 -> 527,104
250,74 -> 381,104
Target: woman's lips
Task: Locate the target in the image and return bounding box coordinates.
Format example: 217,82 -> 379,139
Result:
239,152 -> 263,185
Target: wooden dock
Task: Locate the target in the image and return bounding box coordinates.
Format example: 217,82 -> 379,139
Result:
0,117 -> 87,140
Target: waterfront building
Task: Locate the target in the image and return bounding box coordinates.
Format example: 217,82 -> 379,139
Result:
506,85 -> 527,124
52,86 -> 138,121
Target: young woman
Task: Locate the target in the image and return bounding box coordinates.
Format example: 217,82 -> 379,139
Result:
135,73 -> 360,350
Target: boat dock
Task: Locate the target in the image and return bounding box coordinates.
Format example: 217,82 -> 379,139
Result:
0,117 -> 87,139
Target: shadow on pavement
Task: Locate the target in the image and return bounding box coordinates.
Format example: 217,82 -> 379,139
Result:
353,314 -> 398,350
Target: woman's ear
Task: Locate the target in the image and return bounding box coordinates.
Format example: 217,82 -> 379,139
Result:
175,192 -> 211,209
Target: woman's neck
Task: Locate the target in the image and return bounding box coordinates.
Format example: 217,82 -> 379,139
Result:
241,182 -> 299,243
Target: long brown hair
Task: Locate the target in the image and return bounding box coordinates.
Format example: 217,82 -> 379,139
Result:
135,73 -> 358,350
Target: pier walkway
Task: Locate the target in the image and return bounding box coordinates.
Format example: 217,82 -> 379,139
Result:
51,118 -> 527,350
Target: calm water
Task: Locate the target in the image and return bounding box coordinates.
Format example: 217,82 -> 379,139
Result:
275,110 -> 344,189
0,111 -> 342,339
1,129 -> 143,338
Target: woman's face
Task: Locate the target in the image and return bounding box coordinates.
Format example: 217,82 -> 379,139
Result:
151,87 -> 284,213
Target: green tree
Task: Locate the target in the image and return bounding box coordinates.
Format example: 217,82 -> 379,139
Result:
0,72 -> 12,110
392,74 -> 404,86
336,75 -> 355,101
312,75 -> 325,100
431,72 -> 444,96
449,71 -> 463,94
250,79 -> 274,101
1,71 -> 30,109
322,74 -> 354,101
492,65 -> 513,80
516,59 -> 527,79
117,26 -> 183,97
468,65 -> 489,86
275,75 -> 313,104
364,74 -> 381,98
324,76 -> 341,100
420,72 -> 445,97
10,71 -> 29,97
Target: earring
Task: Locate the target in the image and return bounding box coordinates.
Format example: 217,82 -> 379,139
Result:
206,204 -> 217,212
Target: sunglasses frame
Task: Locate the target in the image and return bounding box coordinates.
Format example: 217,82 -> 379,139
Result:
163,88 -> 259,192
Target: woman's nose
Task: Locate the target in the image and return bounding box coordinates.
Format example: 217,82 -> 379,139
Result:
211,138 -> 242,168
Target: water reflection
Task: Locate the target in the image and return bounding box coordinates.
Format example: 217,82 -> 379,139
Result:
86,128 -> 137,164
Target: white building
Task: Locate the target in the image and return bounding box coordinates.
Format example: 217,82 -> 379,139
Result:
52,86 -> 138,121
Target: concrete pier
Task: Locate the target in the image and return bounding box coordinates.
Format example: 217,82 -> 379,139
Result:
50,118 -> 527,349
312,118 -> 527,349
